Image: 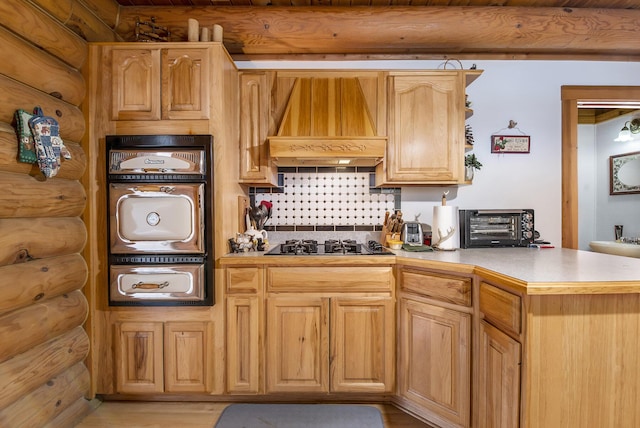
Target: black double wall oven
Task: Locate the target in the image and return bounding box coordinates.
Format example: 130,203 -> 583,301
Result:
106,135 -> 213,306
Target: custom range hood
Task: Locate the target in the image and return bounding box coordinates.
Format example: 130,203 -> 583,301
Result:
268,77 -> 387,166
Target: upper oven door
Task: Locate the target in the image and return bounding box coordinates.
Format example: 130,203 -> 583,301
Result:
109,182 -> 204,254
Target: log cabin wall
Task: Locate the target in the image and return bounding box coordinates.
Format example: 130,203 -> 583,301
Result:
0,1 -> 120,426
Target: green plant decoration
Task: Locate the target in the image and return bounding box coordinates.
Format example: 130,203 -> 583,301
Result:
465,154 -> 483,170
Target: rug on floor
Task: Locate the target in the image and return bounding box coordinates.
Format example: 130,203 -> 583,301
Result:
214,403 -> 385,428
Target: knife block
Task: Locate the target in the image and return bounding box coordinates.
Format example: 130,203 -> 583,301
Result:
380,225 -> 400,246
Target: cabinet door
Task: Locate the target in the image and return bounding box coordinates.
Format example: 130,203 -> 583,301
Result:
398,298 -> 471,427
266,297 -> 329,393
477,320 -> 521,428
115,321 -> 164,394
239,72 -> 278,185
331,297 -> 394,393
161,48 -> 210,120
111,48 -> 161,121
383,72 -> 463,183
164,321 -> 212,393
227,296 -> 261,393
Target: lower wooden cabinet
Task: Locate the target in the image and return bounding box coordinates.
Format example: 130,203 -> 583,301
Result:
398,298 -> 471,427
226,295 -> 261,393
266,297 -> 329,393
265,296 -> 394,394
396,266 -> 473,428
115,322 -> 164,394
331,297 -> 395,393
115,321 -> 213,394
477,319 -> 521,428
225,266 -> 263,394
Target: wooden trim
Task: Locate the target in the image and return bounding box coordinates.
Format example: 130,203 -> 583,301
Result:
117,6 -> 640,59
560,86 -> 640,249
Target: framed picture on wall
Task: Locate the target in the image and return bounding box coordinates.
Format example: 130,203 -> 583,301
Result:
610,151 -> 640,195
491,135 -> 531,153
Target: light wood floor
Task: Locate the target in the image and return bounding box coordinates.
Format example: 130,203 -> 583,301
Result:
75,401 -> 435,428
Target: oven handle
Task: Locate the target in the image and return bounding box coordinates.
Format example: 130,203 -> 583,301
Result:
132,185 -> 176,193
131,281 -> 170,290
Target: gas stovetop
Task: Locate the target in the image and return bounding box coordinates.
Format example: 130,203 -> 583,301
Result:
265,239 -> 394,256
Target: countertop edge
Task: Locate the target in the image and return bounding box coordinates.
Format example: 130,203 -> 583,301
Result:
219,247 -> 640,295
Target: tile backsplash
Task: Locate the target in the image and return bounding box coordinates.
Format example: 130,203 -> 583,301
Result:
250,167 -> 400,231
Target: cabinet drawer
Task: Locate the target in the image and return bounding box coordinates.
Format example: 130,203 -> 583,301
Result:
226,267 -> 262,294
400,269 -> 471,306
267,266 -> 393,293
479,282 -> 521,336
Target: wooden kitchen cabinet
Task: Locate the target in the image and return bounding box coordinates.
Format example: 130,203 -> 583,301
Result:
164,321 -> 213,393
397,267 -> 472,428
110,46 -> 210,121
115,321 -> 164,394
476,281 -> 522,427
265,265 -> 395,394
376,70 -> 482,186
331,297 -> 395,393
226,266 -> 263,394
239,71 -> 278,186
114,321 -> 213,394
477,320 -> 521,428
266,296 -> 330,393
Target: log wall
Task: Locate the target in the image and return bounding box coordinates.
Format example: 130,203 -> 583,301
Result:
0,0 -> 120,426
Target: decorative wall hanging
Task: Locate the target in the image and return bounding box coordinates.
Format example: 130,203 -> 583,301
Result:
610,151 -> 640,195
491,120 -> 531,153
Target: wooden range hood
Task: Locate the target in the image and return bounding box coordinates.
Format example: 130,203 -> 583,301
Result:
268,77 -> 387,167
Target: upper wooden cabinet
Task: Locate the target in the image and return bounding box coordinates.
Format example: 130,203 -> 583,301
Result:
376,70 -> 482,186
239,71 -> 278,186
110,46 -> 210,121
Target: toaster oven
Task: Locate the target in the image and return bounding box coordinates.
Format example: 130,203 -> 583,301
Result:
459,209 -> 534,248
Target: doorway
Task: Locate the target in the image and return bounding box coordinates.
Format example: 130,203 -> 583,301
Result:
561,86 -> 640,248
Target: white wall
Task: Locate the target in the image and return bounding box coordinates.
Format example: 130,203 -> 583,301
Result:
237,60 -> 640,246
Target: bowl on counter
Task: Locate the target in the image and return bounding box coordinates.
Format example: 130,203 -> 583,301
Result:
387,239 -> 403,250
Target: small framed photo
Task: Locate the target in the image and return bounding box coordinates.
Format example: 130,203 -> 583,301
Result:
491,135 -> 531,153
610,151 -> 640,195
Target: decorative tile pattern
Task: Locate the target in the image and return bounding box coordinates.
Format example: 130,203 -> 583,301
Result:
250,167 -> 400,230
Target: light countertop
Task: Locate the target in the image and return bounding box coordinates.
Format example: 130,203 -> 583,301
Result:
220,246 -> 640,295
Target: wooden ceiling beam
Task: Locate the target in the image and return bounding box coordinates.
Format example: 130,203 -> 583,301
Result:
115,6 -> 640,59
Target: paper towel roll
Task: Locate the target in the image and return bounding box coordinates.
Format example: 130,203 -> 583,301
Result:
433,206 -> 460,250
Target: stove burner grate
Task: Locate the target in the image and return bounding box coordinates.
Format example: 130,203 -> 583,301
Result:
324,239 -> 362,254
280,239 -> 318,255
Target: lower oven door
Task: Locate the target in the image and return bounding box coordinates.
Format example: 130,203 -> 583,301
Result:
110,264 -> 205,305
109,183 -> 205,254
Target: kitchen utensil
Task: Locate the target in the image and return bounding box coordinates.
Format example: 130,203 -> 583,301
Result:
249,205 -> 266,230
